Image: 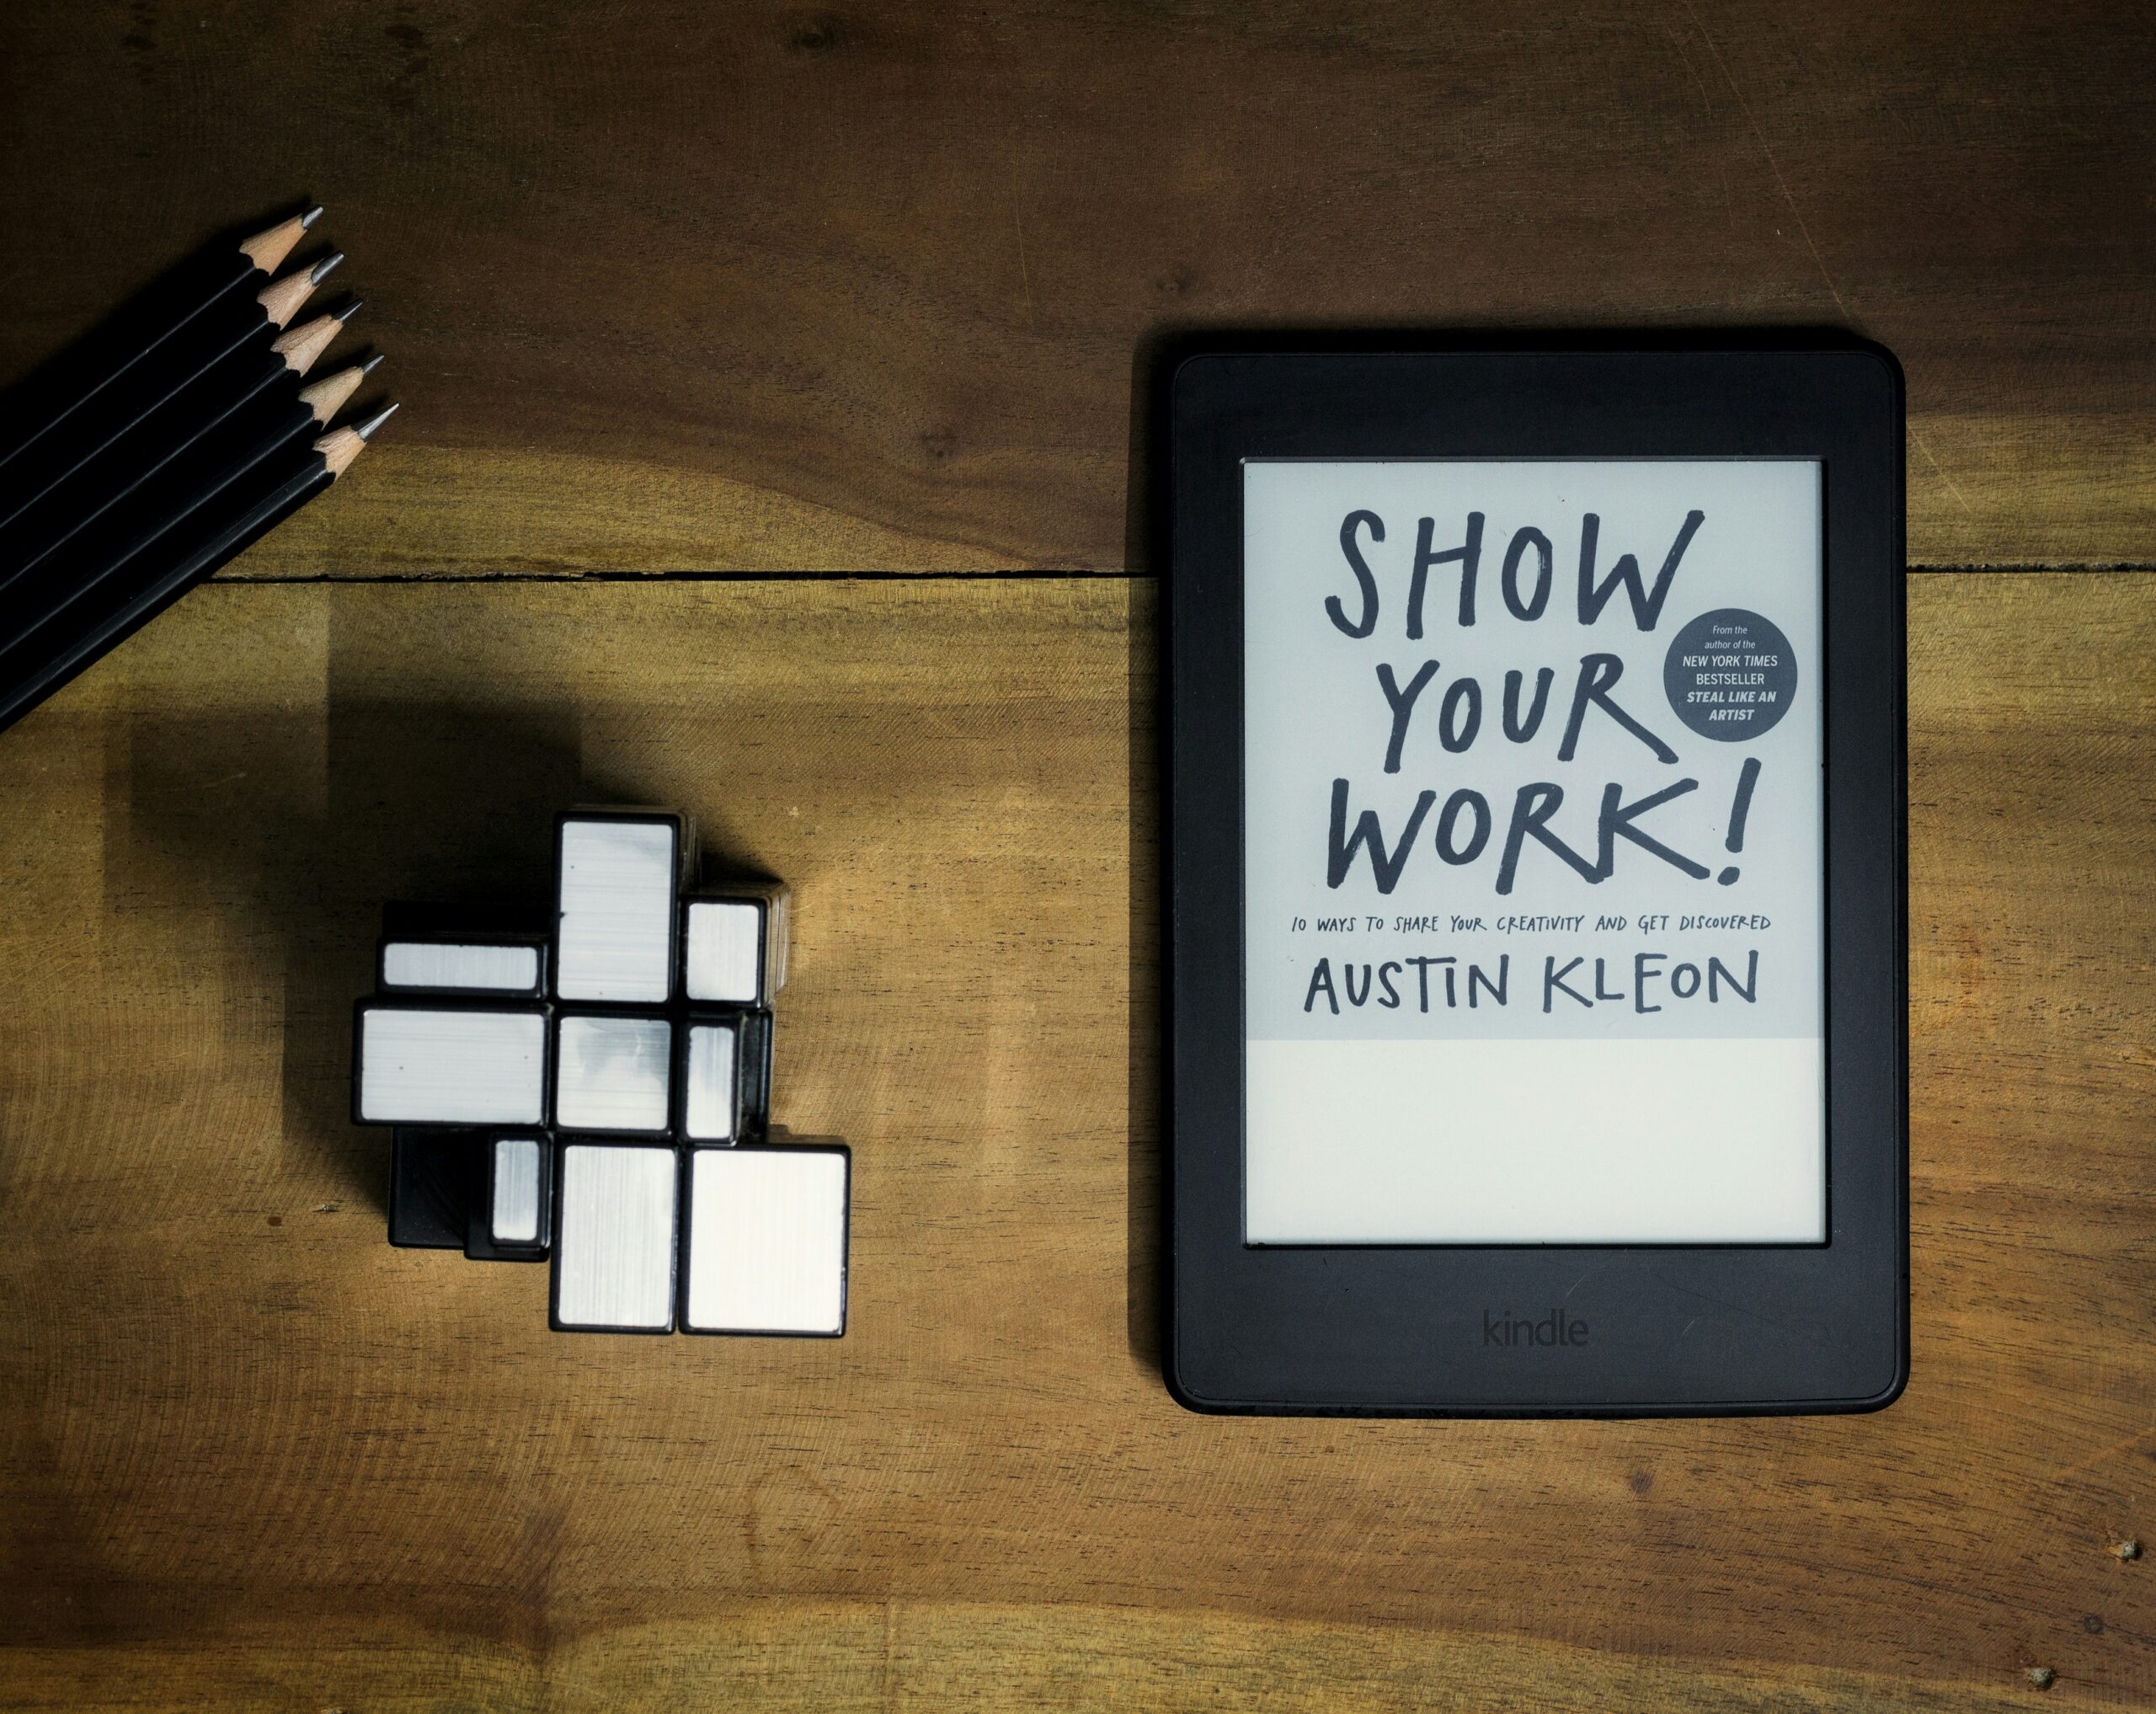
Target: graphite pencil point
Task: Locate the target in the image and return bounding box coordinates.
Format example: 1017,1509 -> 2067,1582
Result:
310,251 -> 346,285
355,403 -> 401,441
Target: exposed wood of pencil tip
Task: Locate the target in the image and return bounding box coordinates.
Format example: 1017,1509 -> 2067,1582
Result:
297,364 -> 371,425
272,312 -> 345,376
236,206 -> 322,275
315,403 -> 397,477
254,254 -> 337,328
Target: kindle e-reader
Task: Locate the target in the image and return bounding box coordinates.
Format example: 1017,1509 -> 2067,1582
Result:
1166,341 -> 1906,1416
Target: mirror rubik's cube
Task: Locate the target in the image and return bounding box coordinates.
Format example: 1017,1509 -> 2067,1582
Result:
351,809 -> 849,1337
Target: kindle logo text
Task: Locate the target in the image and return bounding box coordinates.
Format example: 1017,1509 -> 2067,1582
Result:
1482,1308 -> 1589,1348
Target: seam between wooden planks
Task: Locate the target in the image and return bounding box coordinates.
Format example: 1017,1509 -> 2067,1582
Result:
208,564 -> 2156,585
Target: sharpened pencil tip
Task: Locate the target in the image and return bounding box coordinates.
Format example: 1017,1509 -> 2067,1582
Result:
362,353 -> 386,374
302,206 -> 324,229
355,403 -> 401,441
335,298 -> 365,323
311,251 -> 345,285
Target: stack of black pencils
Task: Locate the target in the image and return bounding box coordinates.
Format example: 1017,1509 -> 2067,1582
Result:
0,206 -> 395,734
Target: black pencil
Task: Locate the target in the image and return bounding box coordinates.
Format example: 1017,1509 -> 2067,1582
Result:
0,206 -> 320,475
0,405 -> 397,737
0,304 -> 363,587
0,362 -> 381,654
0,252 -> 344,536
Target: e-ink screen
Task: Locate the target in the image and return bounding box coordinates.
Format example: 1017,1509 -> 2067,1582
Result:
1242,460 -> 1825,1245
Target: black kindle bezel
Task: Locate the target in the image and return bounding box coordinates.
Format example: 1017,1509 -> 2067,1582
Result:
1165,339 -> 1906,1417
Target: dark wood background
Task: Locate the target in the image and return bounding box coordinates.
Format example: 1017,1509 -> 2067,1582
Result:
0,3 -> 2150,1709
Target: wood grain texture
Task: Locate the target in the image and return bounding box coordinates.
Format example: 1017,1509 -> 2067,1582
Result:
0,574 -> 2149,1709
0,1 -> 2151,574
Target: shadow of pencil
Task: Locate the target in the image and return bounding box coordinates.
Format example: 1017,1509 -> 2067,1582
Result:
0,201 -> 321,408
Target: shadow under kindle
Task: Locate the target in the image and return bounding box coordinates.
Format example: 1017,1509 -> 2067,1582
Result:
1121,328 -> 1176,1372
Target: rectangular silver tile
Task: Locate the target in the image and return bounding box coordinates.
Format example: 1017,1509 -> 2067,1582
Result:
357,1006 -> 546,1124
683,1021 -> 739,1142
554,1143 -> 678,1331
556,817 -> 677,1002
684,899 -> 762,1003
382,940 -> 541,992
491,1137 -> 543,1243
554,1013 -> 672,1131
683,1146 -> 848,1335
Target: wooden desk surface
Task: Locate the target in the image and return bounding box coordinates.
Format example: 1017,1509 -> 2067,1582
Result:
1,4 -> 2150,1710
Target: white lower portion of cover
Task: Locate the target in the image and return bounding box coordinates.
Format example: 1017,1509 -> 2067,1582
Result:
1245,1038 -> 1824,1244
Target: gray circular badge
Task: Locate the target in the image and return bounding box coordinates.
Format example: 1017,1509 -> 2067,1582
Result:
1663,608 -> 1796,741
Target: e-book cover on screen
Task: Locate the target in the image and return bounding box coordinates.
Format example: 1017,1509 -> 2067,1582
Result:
1243,459 -> 1824,1246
